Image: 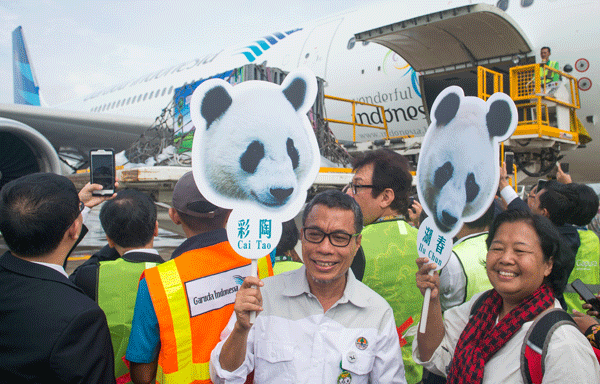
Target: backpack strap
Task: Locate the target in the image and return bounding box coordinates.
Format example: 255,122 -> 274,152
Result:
520,308 -> 576,384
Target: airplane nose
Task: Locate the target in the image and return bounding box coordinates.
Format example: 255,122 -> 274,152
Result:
270,187 -> 293,204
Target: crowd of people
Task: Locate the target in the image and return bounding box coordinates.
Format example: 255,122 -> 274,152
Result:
1,148 -> 600,383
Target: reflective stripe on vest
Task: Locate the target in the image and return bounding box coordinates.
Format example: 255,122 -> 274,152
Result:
453,233 -> 493,303
564,229 -> 600,313
98,258 -> 158,383
143,241 -> 273,384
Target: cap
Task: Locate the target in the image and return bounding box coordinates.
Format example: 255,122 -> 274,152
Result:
172,171 -> 225,218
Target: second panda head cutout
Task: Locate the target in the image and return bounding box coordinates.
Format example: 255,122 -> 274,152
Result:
417,86 -> 517,236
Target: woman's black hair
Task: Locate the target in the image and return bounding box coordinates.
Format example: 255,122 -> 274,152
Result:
486,209 -> 575,297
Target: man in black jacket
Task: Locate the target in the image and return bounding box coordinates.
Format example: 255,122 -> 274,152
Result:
0,173 -> 115,383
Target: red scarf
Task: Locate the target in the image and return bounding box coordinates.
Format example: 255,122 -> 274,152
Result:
447,284 -> 555,384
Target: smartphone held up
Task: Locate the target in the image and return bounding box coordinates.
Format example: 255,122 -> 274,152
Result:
89,149 -> 115,196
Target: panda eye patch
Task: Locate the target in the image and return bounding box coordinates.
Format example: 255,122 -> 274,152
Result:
287,138 -> 300,169
465,172 -> 480,203
240,140 -> 265,174
434,162 -> 453,189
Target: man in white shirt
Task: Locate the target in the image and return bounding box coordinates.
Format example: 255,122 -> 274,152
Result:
210,189 -> 406,384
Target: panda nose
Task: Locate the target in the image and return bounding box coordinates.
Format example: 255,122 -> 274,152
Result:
441,210 -> 458,226
270,187 -> 293,204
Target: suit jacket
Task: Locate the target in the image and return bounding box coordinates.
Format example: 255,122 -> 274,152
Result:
0,251 -> 116,383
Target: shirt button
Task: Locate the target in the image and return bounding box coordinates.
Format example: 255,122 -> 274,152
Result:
347,352 -> 356,363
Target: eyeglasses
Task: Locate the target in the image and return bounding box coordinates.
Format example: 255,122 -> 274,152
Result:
347,182 -> 376,195
79,201 -> 86,212
302,227 -> 359,247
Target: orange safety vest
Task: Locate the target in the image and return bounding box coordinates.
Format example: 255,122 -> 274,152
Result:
143,241 -> 273,384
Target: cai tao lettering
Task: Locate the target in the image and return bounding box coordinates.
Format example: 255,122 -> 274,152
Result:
192,285 -> 240,305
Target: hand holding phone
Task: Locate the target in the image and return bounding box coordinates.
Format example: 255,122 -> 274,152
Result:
571,278 -> 600,314
505,152 -> 514,175
536,179 -> 548,194
90,149 -> 115,196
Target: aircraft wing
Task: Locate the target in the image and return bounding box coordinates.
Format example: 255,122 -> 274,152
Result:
0,103 -> 154,153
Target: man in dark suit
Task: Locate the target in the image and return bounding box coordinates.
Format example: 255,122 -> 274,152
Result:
0,172 -> 115,383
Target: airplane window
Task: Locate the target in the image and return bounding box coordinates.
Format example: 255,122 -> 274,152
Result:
143,93 -> 148,101
156,89 -> 161,97
347,37 -> 355,50
126,97 -> 131,105
111,101 -> 116,109
162,88 -> 167,96
116,100 -> 121,108
168,86 -> 173,94
149,91 -> 154,99
496,0 -> 509,10
138,94 -> 143,102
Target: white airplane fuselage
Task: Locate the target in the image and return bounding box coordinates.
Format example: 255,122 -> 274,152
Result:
16,0 -> 600,182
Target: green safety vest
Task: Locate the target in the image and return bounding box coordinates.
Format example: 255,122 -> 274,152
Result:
539,60 -> 560,83
98,258 -> 158,383
273,260 -> 303,275
564,229 -> 600,313
453,233 -> 493,303
361,219 -> 421,384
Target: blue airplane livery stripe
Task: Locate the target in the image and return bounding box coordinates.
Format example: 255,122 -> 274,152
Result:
235,29 -> 301,63
264,35 -> 278,45
18,89 -> 40,105
19,62 -> 35,82
256,40 -> 270,50
246,45 -> 263,56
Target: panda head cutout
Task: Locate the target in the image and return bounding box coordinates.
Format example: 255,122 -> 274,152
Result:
417,86 -> 517,236
189,68 -> 320,220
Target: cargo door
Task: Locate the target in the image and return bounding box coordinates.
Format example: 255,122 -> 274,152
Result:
354,3 -> 534,122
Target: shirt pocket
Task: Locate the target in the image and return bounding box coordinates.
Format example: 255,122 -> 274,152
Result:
340,349 -> 375,383
255,340 -> 295,381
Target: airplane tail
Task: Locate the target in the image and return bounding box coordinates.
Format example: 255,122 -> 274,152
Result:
12,26 -> 42,106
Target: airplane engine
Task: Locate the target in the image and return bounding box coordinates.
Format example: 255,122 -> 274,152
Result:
0,117 -> 62,188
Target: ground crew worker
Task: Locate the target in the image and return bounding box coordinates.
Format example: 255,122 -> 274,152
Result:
564,228 -> 600,312
126,171 -> 273,384
71,189 -> 164,383
540,46 -> 560,83
345,149 -> 421,383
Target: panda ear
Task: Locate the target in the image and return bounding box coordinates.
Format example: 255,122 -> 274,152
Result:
282,77 -> 307,111
434,92 -> 460,126
201,85 -> 232,129
486,99 -> 513,139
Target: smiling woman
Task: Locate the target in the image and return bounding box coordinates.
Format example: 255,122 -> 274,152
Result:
413,210 -> 600,383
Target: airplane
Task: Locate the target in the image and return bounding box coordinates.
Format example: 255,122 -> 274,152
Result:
1,0 -> 599,188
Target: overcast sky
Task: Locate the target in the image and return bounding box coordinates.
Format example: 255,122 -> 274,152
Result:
0,0 -> 367,105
